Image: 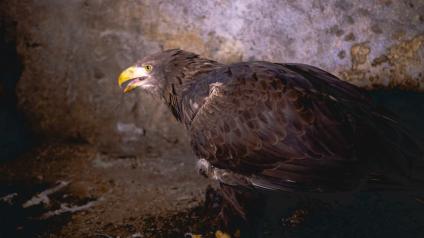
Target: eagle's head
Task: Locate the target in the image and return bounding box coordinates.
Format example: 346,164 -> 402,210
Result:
118,50 -> 172,95
118,49 -> 206,96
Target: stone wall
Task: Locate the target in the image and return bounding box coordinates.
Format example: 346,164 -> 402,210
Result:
1,0 -> 423,155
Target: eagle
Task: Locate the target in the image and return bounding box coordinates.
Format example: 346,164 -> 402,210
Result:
118,49 -> 423,226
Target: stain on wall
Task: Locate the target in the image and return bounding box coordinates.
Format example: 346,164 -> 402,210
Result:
342,34 -> 424,89
1,0 -> 423,154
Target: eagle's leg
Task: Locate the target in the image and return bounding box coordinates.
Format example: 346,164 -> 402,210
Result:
216,183 -> 251,237
197,159 -> 254,221
218,183 -> 249,222
197,159 -> 255,236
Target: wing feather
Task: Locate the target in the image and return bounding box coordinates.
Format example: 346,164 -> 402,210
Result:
188,62 -> 421,192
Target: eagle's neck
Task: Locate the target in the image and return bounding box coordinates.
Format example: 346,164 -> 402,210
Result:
162,56 -> 222,124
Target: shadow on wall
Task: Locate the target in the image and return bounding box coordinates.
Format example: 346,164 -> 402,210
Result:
370,90 -> 424,145
0,20 -> 32,161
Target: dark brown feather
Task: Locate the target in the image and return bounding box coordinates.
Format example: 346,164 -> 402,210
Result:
180,61 -> 422,192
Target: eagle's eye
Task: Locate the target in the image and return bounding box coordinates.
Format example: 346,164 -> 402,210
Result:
144,64 -> 153,72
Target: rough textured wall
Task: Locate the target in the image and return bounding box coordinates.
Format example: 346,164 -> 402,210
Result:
1,0 -> 423,154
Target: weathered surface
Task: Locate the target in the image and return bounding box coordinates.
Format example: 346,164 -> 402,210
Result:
1,0 -> 423,152
0,143 -> 214,237
1,143 -> 423,237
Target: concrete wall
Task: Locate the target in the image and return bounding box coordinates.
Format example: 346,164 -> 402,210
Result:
1,0 -> 423,155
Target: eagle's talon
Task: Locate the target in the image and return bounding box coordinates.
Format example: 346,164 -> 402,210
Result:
215,230 -> 231,238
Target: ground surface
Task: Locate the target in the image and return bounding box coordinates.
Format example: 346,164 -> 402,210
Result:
0,143 -> 218,238
1,143 -> 424,238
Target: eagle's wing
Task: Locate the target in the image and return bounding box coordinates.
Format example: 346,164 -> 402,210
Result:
189,62 -> 418,192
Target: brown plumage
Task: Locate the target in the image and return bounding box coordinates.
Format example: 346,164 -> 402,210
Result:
118,49 -> 423,220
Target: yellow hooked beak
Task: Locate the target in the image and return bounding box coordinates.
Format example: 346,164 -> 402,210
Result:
118,66 -> 149,93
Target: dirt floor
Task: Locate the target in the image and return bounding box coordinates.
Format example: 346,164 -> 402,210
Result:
1,142 -> 424,238
0,142 -> 220,238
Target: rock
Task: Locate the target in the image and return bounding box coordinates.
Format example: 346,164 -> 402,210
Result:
1,0 -> 423,153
